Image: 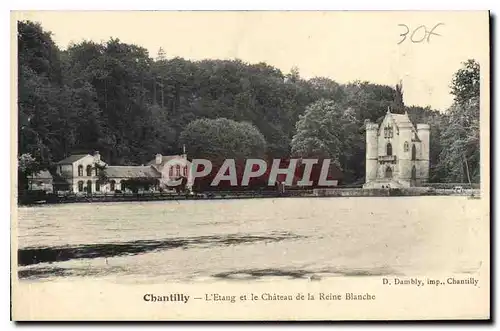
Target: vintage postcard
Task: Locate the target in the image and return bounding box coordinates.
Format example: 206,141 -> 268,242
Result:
11,10 -> 490,321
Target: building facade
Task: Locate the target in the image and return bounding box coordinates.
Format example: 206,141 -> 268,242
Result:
55,152 -> 107,193
147,153 -> 192,191
363,109 -> 430,189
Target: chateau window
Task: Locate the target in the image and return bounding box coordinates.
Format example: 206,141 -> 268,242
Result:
86,165 -> 92,176
411,145 -> 417,161
78,165 -> 83,176
78,181 -> 84,192
386,143 -> 393,156
404,141 -> 409,152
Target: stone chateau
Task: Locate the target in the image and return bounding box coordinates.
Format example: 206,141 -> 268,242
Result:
363,108 -> 430,189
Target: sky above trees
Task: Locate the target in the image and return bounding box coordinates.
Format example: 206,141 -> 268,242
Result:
14,11 -> 488,111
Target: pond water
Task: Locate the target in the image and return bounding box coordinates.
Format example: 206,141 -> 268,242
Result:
16,197 -> 485,283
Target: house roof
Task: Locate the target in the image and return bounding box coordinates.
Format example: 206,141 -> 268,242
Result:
28,170 -> 53,180
147,155 -> 185,168
104,166 -> 161,179
57,154 -> 90,164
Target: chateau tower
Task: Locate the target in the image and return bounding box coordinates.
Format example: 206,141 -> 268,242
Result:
365,121 -> 379,183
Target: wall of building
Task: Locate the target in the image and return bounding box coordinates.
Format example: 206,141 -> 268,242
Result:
155,155 -> 192,190
397,128 -> 414,181
28,179 -> 53,193
417,124 -> 430,183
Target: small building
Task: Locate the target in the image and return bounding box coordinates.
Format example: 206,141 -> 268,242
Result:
147,153 -> 192,191
363,108 -> 430,189
27,170 -> 53,193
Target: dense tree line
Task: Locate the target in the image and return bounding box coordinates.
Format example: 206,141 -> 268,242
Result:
17,20 -> 480,190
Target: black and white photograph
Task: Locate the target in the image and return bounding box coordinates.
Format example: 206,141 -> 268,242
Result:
11,10 -> 490,320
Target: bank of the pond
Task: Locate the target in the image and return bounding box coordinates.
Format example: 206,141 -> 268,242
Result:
18,187 -> 481,205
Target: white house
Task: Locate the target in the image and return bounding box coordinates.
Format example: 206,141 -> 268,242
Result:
146,152 -> 192,191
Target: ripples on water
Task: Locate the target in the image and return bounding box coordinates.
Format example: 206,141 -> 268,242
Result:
16,197 -> 483,282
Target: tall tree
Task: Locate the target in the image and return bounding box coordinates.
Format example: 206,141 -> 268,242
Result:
450,59 -> 480,105
438,59 -> 480,183
291,99 -> 357,172
392,80 -> 405,113
179,118 -> 267,161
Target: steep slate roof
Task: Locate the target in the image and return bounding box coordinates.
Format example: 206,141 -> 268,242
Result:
388,112 -> 422,142
390,113 -> 415,129
104,166 -> 161,179
147,155 -> 185,168
57,154 -> 89,164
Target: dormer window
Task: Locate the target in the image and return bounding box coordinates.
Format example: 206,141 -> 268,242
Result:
384,125 -> 394,138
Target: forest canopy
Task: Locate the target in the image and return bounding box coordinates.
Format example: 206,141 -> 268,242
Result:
17,20 -> 480,187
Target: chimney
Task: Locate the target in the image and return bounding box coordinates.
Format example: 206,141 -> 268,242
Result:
155,154 -> 162,165
93,151 -> 100,162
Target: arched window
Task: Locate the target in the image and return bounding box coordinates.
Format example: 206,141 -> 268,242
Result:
86,165 -> 92,176
386,143 -> 392,156
78,165 -> 83,176
404,141 -> 409,152
169,166 -> 174,177
175,164 -> 181,176
411,165 -> 417,181
183,166 -> 187,176
95,182 -> 100,192
78,181 -> 84,192
110,180 -> 116,191
95,167 -> 99,176
411,145 -> 417,161
385,167 -> 393,179
86,180 -> 92,193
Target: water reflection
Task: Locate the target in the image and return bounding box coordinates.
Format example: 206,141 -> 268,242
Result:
18,231 -> 302,266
